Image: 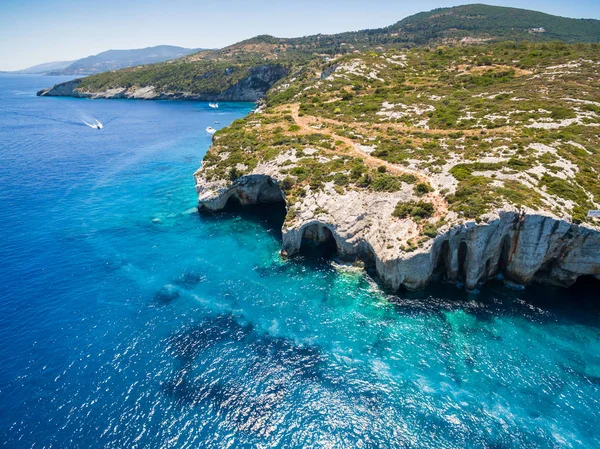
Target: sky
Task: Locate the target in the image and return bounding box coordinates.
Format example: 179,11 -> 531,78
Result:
1,0 -> 599,71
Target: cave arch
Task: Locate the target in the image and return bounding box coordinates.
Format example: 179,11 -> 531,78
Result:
299,222 -> 339,260
498,234 -> 513,275
457,241 -> 468,282
220,175 -> 286,210
434,240 -> 451,280
224,193 -> 243,210
215,175 -> 287,235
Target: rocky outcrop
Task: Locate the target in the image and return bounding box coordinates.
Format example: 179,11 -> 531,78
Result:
37,78 -> 84,97
37,64 -> 289,102
196,174 -> 285,211
196,172 -> 600,292
284,209 -> 600,291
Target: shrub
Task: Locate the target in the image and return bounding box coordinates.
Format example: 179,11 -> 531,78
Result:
356,173 -> 372,188
414,182 -> 433,196
280,176 -> 294,192
549,107 -> 576,120
399,173 -> 417,184
422,222 -> 439,238
371,174 -> 403,192
333,173 -> 349,186
228,167 -> 243,181
393,201 -> 435,220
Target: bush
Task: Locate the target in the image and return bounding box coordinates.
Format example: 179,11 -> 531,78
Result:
228,167 -> 243,181
414,182 -> 433,196
399,173 -> 417,184
333,173 -> 349,186
549,107 -> 576,120
393,201 -> 435,220
371,174 -> 403,192
280,176 -> 294,192
356,173 -> 372,188
422,222 -> 438,238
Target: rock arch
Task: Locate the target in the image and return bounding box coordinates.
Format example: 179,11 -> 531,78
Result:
199,174 -> 286,212
298,221 -> 339,259
457,241 -> 469,283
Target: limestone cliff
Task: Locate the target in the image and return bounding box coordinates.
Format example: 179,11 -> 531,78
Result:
195,172 -> 599,291
194,43 -> 600,291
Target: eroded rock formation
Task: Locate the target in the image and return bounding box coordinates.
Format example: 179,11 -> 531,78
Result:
195,173 -> 600,291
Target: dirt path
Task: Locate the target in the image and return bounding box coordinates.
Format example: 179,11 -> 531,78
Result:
287,103 -> 449,218
288,104 -> 424,178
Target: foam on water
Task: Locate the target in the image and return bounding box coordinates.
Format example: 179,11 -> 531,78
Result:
0,74 -> 599,449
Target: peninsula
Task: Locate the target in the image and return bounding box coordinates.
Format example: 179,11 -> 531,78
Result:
38,4 -> 600,291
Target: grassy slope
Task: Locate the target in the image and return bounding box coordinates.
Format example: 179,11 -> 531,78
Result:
203,42 -> 600,235
391,4 -> 600,44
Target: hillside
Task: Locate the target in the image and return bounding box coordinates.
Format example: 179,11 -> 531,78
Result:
37,4 -> 600,100
11,60 -> 74,74
18,46 -> 199,76
194,41 -> 600,290
389,4 -> 600,44
35,4 -> 600,290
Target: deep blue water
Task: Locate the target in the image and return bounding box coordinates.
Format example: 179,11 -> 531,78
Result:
0,74 -> 599,449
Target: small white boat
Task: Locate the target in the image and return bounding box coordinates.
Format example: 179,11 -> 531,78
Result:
209,102 -> 219,109
206,126 -> 217,134
82,119 -> 103,129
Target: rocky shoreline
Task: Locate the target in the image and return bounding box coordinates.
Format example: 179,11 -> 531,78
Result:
36,64 -> 289,102
195,173 -> 600,291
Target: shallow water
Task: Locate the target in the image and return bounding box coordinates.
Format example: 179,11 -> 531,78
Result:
0,74 -> 599,449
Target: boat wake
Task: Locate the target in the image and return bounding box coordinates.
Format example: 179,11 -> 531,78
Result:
82,119 -> 103,129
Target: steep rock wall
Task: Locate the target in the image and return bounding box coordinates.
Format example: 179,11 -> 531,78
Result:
196,173 -> 600,292
196,175 -> 285,211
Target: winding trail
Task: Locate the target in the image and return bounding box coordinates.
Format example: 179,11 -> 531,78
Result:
286,103 -> 449,218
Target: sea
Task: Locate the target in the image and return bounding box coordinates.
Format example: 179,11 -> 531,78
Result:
0,74 -> 599,449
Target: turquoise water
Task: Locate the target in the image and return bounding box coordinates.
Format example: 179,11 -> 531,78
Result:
1,74 -> 599,448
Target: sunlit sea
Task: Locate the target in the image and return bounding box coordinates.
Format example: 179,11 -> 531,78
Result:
1,74 -> 599,449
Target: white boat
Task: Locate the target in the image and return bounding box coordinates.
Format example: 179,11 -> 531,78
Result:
82,119 -> 103,129
209,102 -> 219,109
206,126 -> 217,134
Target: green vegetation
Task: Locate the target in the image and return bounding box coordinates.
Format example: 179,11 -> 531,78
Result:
414,182 -> 434,196
201,40 -> 599,230
69,4 -> 598,100
392,4 -> 600,44
393,201 -> 435,220
79,60 -> 290,97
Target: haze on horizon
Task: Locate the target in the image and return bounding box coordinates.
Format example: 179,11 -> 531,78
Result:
1,0 -> 599,71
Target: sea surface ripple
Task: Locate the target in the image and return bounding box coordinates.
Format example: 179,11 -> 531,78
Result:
0,74 -> 599,449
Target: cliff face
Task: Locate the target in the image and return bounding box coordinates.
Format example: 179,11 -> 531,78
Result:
195,173 -> 600,291
191,43 -> 600,292
37,64 -> 288,102
37,79 -> 85,97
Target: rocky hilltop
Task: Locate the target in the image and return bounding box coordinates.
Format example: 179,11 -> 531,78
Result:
195,42 -> 600,291
36,4 -> 600,102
